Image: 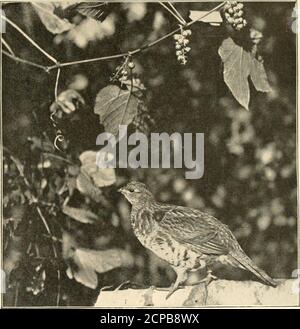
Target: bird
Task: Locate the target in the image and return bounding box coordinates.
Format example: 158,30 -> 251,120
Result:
119,181 -> 277,298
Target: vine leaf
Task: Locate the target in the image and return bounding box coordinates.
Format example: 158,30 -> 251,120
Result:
250,59 -> 272,93
94,85 -> 141,136
32,3 -> 74,34
75,151 -> 115,206
62,205 -> 98,224
79,151 -> 116,187
189,10 -> 223,26
219,38 -> 251,110
76,171 -> 103,202
218,37 -> 271,110
66,248 -> 134,289
56,89 -> 85,114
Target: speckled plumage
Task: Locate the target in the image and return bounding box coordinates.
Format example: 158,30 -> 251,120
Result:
119,181 -> 277,296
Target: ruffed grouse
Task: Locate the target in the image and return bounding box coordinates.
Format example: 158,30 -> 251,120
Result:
119,181 -> 277,298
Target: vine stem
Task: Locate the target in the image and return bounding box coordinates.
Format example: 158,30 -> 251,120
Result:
1,14 -> 58,64
159,2 -> 186,25
46,1 -> 226,70
167,2 -> 186,25
1,2 -> 226,71
54,68 -> 61,100
1,37 -> 15,56
36,206 -> 61,306
48,52 -> 129,69
2,50 -> 49,71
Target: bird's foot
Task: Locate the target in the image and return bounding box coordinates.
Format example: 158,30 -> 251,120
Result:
196,270 -> 217,286
147,285 -> 184,299
166,283 -> 184,299
166,283 -> 177,299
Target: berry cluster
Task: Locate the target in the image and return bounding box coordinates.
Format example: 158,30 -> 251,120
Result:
174,27 -> 191,65
224,1 -> 247,31
111,58 -> 135,83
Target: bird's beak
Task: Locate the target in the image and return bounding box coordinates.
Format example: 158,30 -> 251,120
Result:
118,187 -> 125,194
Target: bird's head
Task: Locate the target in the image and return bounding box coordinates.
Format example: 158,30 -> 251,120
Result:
118,181 -> 155,206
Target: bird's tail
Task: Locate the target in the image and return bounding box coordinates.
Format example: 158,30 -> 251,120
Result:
229,251 -> 277,287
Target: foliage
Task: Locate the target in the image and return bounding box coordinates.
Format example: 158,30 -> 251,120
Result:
94,85 -> 144,136
219,37 -> 271,109
2,2 -> 296,306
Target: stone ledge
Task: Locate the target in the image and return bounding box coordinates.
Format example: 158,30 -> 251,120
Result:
95,279 -> 299,307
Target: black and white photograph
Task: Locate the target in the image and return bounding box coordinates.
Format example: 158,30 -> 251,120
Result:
0,0 -> 299,309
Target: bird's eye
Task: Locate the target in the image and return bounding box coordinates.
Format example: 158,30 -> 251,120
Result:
127,186 -> 141,193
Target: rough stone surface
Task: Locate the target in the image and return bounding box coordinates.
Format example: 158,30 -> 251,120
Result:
95,279 -> 299,307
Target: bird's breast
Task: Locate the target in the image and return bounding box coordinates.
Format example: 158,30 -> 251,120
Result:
131,207 -> 206,270
149,233 -> 206,270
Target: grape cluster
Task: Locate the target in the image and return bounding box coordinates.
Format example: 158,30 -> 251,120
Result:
119,68 -> 129,82
111,59 -> 135,83
119,60 -> 135,83
224,1 -> 247,31
174,27 -> 192,65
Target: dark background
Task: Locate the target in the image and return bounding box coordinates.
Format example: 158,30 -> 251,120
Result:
2,2 -> 297,306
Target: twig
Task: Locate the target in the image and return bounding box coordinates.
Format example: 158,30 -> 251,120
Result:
1,14 -> 58,64
36,206 -> 61,306
42,234 -> 63,244
167,2 -> 186,25
4,148 -> 31,190
2,50 -> 49,71
133,2 -> 226,52
48,2 -> 226,70
48,53 -> 129,70
1,37 -> 15,56
159,2 -> 185,25
54,68 -> 61,101
56,269 -> 61,306
14,282 -> 20,307
2,2 -> 226,72
35,206 -> 54,240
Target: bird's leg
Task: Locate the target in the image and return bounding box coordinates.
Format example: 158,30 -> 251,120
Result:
194,269 -> 217,286
166,268 -> 187,299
